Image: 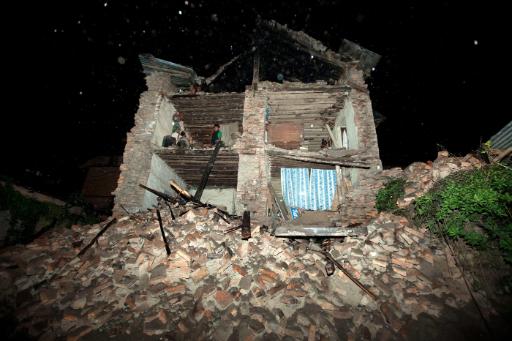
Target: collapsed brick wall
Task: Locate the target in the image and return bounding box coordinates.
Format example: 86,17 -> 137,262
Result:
338,67 -> 382,195
113,72 -> 176,215
235,89 -> 270,222
347,67 -> 381,165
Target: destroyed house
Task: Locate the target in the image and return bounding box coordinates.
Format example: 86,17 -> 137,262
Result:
113,20 -> 383,236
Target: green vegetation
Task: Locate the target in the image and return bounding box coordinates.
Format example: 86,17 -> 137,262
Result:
414,164 -> 512,262
0,182 -> 99,245
376,178 -> 406,213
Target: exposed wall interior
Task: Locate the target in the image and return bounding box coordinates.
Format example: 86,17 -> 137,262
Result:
191,187 -> 237,214
265,83 -> 350,151
154,148 -> 239,187
144,154 -> 187,209
343,98 -> 359,150
172,93 -> 244,147
151,97 -> 176,147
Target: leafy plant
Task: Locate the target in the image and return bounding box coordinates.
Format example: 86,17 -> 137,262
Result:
376,178 -> 406,212
414,164 -> 512,262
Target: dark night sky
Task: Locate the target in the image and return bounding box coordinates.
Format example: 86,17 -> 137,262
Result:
3,0 -> 509,198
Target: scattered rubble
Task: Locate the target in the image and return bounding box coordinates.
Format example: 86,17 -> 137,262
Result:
0,152 -> 495,340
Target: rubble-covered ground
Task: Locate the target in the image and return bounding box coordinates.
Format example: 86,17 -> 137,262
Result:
0,153 -> 508,340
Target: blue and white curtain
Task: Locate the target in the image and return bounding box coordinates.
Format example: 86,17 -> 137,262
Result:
281,168 -> 337,211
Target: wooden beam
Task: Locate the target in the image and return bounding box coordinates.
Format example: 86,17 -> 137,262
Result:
170,180 -> 193,201
275,154 -> 371,168
273,224 -> 367,237
335,165 -> 344,207
205,50 -> 249,86
241,211 -> 251,240
268,183 -> 290,221
194,141 -> 222,201
156,209 -> 171,256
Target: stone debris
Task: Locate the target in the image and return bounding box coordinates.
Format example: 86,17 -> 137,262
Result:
0,152 -> 491,340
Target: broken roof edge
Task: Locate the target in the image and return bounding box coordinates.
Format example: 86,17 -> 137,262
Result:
258,19 -> 348,70
139,54 -> 203,89
256,80 -> 352,91
259,19 -> 381,75
338,39 -> 381,75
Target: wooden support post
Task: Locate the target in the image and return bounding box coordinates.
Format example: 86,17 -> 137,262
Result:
335,166 -> 345,208
241,211 -> 251,240
156,209 -> 171,256
252,50 -> 260,90
194,141 -> 222,202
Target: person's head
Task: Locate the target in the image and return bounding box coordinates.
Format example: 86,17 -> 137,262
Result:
180,131 -> 186,137
214,123 -> 220,131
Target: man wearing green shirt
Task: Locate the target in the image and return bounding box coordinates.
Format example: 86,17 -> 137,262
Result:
211,123 -> 222,146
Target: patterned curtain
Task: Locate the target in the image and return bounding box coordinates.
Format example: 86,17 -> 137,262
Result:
281,168 -> 337,211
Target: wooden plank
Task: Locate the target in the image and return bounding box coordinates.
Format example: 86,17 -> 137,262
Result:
241,211 -> 251,240
268,183 -> 290,221
273,224 -> 367,237
194,141 -> 222,201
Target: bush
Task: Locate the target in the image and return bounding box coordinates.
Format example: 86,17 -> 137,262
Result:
415,164 -> 512,262
376,178 -> 406,212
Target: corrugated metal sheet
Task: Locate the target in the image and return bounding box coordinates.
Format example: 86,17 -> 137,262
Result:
490,121 -> 512,149
139,54 -> 200,89
281,168 -> 337,211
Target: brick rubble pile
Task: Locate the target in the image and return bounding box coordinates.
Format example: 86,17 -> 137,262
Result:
0,152 -> 489,340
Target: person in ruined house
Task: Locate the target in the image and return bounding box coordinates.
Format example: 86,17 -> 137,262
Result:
172,111 -> 185,133
190,83 -> 201,94
177,131 -> 190,148
321,138 -> 329,149
162,134 -> 176,147
211,123 -> 222,146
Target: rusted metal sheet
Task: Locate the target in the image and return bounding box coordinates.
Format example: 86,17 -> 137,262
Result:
139,54 -> 200,89
267,122 -> 303,149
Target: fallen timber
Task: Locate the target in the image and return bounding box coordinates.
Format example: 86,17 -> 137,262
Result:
266,145 -> 375,169
156,209 -> 171,256
307,245 -> 377,301
224,211 -> 251,237
272,154 -> 371,169
77,218 -> 117,257
194,141 -> 222,202
273,224 -> 367,237
139,183 -> 238,223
